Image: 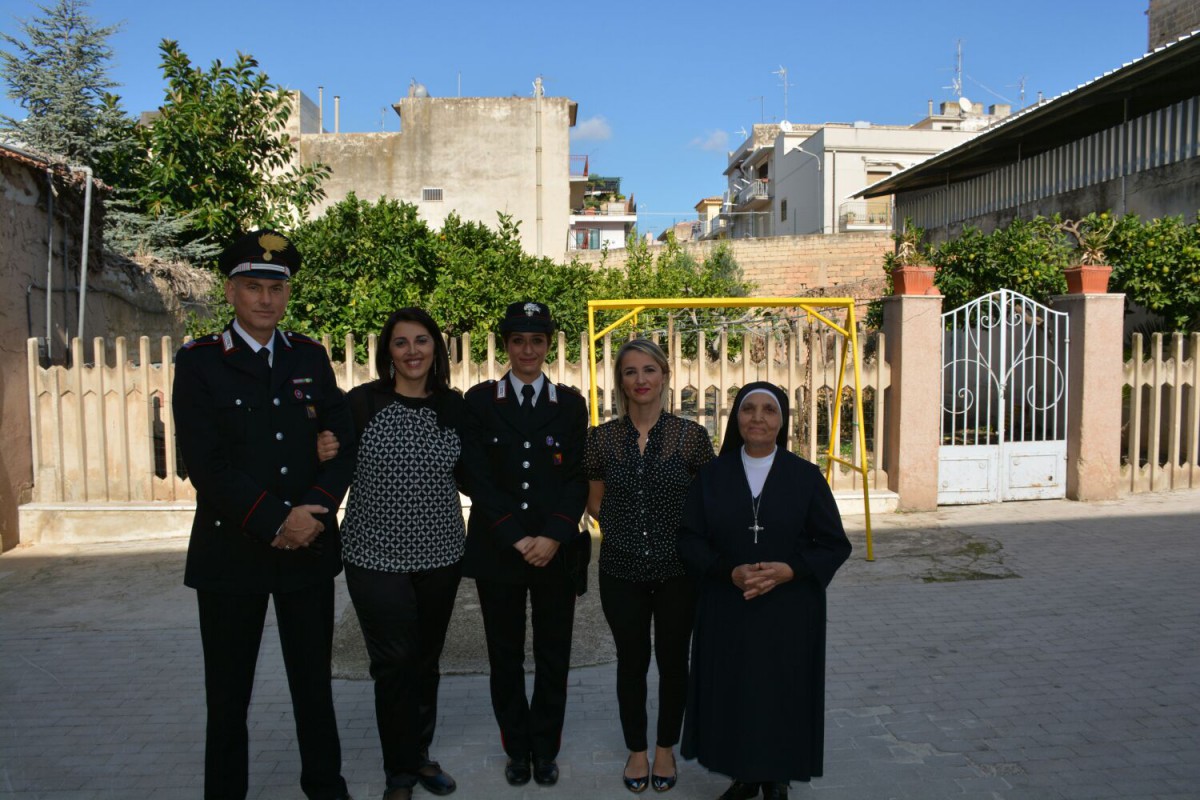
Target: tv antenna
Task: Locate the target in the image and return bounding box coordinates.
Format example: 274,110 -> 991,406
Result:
749,95 -> 764,122
772,65 -> 792,121
1007,75 -> 1028,106
943,39 -> 964,97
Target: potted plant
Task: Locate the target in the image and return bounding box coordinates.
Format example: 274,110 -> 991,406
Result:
1059,214 -> 1115,293
888,221 -> 937,295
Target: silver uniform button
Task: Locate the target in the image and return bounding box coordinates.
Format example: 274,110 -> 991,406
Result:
523,441 -> 531,449
492,437 -> 499,443
520,502 -> 529,510
280,466 -> 288,475
522,461 -> 530,469
521,482 -> 529,490
275,432 -> 284,441
284,500 -> 292,507
273,398 -> 281,406
235,399 -> 242,406
214,520 -> 221,527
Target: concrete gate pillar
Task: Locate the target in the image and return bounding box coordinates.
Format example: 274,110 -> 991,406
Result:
881,294 -> 943,511
1051,293 -> 1125,500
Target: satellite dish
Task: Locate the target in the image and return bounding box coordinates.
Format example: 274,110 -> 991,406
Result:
779,120 -> 792,132
958,96 -> 973,113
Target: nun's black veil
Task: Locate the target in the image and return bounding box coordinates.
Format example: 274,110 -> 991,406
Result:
719,381 -> 791,456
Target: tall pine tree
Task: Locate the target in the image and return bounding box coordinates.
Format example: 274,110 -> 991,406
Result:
0,0 -> 132,177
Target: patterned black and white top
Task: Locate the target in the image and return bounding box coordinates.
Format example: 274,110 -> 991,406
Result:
585,412 -> 714,581
341,382 -> 467,573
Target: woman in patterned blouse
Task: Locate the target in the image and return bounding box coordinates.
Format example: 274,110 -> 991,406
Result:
339,308 -> 468,800
585,339 -> 715,794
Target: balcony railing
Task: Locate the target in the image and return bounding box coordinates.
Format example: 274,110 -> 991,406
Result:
570,155 -> 589,178
735,179 -> 770,207
838,199 -> 892,231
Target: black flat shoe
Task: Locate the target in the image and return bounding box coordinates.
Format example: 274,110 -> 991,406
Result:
504,757 -> 531,786
624,773 -> 649,793
717,781 -> 760,800
416,764 -> 456,796
532,758 -> 559,786
651,751 -> 677,792
651,772 -> 677,792
760,782 -> 788,800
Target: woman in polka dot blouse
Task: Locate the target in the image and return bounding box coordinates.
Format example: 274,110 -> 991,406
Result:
585,339 -> 715,794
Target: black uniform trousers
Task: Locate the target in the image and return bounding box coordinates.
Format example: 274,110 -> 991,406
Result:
196,582 -> 345,800
344,561 -> 462,790
476,570 -> 577,762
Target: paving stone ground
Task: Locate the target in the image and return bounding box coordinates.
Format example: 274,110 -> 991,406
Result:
1,490 -> 1198,799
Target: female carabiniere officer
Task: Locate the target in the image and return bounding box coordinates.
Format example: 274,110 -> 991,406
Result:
172,230 -> 355,800
461,301 -> 590,788
585,339 -> 713,793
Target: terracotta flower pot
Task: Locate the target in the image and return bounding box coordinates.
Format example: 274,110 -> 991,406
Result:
1064,264 -> 1112,294
893,265 -> 937,296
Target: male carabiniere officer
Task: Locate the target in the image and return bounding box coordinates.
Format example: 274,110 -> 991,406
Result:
173,230 -> 355,800
462,301 -> 590,787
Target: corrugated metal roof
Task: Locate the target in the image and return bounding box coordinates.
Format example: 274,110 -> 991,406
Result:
858,28 -> 1200,198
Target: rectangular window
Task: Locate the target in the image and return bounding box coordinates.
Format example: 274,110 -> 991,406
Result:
576,228 -> 600,250
780,198 -> 788,222
422,187 -> 444,202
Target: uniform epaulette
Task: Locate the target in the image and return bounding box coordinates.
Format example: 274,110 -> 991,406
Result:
181,334 -> 220,350
466,380 -> 497,396
285,331 -> 321,346
555,382 -> 582,396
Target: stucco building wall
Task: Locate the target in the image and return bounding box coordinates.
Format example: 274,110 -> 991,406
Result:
298,96 -> 574,258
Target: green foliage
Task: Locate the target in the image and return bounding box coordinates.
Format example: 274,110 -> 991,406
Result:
1107,212 -> 1200,331
285,193 -> 436,344
133,40 -> 329,248
592,232 -> 753,359
187,197 -> 754,363
932,216 -> 1069,312
0,0 -> 132,174
867,211 -> 1200,332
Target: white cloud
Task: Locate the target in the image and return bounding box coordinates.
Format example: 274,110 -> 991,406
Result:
572,116 -> 612,141
689,130 -> 730,152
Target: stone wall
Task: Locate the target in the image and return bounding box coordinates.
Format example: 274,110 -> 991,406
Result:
567,232 -> 892,298
1148,0 -> 1200,49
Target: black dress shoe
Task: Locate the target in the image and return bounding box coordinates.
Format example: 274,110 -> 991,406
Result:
760,782 -> 788,800
382,788 -> 411,800
504,757 -> 532,786
416,763 -> 456,796
717,781 -> 760,800
532,758 -> 559,786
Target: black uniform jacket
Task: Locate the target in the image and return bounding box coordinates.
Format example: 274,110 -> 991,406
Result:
461,375 -> 589,588
173,325 -> 356,594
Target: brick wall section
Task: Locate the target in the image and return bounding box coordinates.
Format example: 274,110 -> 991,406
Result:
566,232 -> 893,298
1148,0 -> 1200,49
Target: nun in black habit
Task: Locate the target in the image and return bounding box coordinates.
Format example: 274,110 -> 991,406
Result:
678,381 -> 851,800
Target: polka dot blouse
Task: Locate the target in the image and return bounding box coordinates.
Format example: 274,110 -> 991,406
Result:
585,412 -> 714,581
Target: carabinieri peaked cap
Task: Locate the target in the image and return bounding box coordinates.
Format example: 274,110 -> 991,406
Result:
219,229 -> 302,280
499,300 -> 556,335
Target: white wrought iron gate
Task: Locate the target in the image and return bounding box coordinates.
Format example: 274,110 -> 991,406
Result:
938,290 -> 1069,504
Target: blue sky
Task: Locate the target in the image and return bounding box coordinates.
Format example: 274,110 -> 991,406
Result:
1,0 -> 1151,238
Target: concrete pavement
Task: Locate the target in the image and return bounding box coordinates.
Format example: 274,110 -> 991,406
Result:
1,490 -> 1198,799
